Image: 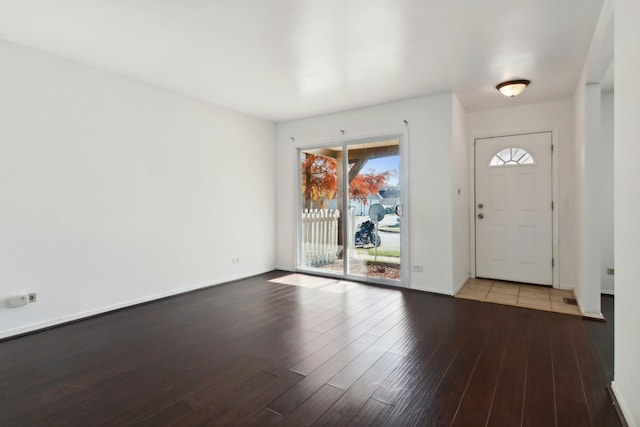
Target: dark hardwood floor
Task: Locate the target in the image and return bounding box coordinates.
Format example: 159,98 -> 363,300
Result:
0,271 -> 619,426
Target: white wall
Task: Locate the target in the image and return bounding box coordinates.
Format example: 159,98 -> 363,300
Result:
613,0 -> 640,423
276,94 -> 459,294
0,39 -> 276,339
572,81 -> 587,309
451,95 -> 470,291
570,0 -> 614,318
466,99 -> 574,289
567,0 -> 616,320
600,90 -> 614,294
574,82 -> 604,317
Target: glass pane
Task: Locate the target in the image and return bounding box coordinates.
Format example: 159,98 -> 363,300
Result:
490,156 -> 504,166
490,147 -> 535,167
300,148 -> 343,273
512,148 -> 526,161
346,140 -> 401,281
521,153 -> 534,164
497,148 -> 511,160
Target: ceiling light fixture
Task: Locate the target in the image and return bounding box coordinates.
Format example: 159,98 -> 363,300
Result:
496,79 -> 530,97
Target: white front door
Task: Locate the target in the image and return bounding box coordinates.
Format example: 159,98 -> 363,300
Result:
475,132 -> 553,285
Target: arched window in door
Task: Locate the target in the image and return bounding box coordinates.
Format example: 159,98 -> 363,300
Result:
489,147 -> 535,167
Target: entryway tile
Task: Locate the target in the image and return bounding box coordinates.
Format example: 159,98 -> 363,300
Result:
486,292 -> 518,305
517,294 -> 551,308
488,282 -> 519,296
456,286 -> 490,301
455,279 -> 581,317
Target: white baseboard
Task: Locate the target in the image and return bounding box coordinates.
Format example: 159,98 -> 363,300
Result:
580,310 -> 605,320
409,284 -> 454,296
406,275 -> 469,297
558,282 -> 575,291
453,275 -> 470,295
611,381 -> 636,427
0,267 -> 274,340
574,292 -> 605,319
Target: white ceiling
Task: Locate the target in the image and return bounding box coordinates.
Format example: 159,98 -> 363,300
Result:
0,0 -> 604,121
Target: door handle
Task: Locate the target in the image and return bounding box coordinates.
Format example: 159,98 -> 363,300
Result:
477,213 -> 484,219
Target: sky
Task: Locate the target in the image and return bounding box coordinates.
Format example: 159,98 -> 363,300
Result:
362,155 -> 399,186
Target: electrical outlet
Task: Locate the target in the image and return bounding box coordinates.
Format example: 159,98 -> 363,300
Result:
28,293 -> 37,303
412,265 -> 424,272
232,257 -> 240,264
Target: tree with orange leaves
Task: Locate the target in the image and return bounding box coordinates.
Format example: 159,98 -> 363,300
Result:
348,170 -> 390,205
302,153 -> 390,209
301,153 -> 337,209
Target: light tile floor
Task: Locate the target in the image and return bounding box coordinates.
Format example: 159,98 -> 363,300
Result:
455,278 -> 581,316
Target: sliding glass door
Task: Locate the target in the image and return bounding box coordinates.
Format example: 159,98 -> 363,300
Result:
298,137 -> 405,286
299,146 -> 343,274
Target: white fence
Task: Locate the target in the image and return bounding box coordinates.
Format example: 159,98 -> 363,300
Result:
301,209 -> 340,266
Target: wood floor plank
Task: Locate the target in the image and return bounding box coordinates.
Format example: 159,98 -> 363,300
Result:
312,351 -> 405,427
309,293 -> 400,333
44,354 -> 264,427
593,295 -> 615,379
130,400 -> 195,427
521,315 -> 556,427
327,321 -> 410,390
2,339 -> 257,425
486,311 -> 532,427
0,272 -> 619,427
450,308 -> 512,427
207,369 -> 304,426
377,333 -> 484,427
278,384 -> 344,427
369,340 -> 443,406
267,333 -> 379,416
549,322 -> 591,427
421,334 -> 488,426
245,408 -> 283,426
290,318 -> 389,376
571,321 -> 621,427
162,368 -> 302,426
348,398 -> 393,427
268,298 -> 405,373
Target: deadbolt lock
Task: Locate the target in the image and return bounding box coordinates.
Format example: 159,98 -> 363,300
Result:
477,203 -> 484,209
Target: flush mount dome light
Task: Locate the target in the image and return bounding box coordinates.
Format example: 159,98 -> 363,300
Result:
496,79 -> 530,97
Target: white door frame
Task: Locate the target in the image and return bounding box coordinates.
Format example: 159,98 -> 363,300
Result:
295,129 -> 410,288
469,129 -> 560,288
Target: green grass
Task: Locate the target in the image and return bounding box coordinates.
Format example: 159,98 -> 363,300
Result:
356,248 -> 401,257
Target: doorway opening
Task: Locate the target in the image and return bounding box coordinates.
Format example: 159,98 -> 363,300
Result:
297,136 -> 406,286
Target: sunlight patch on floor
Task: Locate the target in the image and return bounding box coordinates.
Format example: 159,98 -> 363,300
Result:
269,273 -> 359,293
